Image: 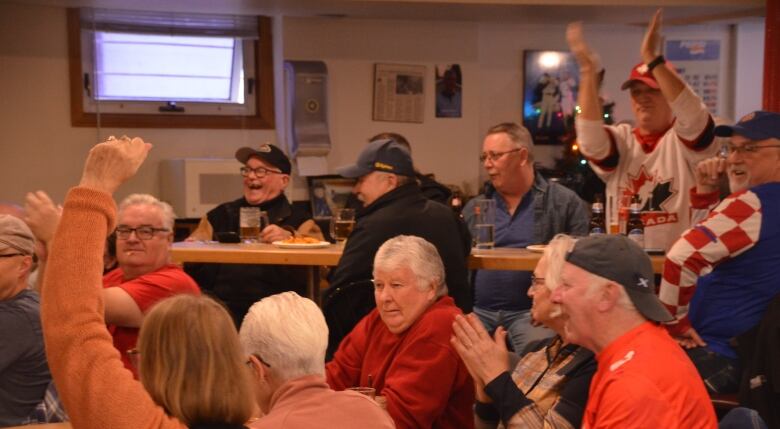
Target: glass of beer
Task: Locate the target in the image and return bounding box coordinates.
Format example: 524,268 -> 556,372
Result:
330,208 -> 355,243
239,207 -> 261,242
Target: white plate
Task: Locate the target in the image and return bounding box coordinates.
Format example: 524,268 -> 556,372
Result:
526,244 -> 547,253
272,240 -> 331,249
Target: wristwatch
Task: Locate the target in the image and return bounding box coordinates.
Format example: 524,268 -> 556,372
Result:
646,55 -> 666,73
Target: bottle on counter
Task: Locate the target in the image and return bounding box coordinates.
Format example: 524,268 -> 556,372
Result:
589,194 -> 606,236
626,194 -> 645,248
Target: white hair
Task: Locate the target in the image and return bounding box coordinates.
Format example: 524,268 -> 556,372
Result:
585,272 -> 637,313
118,194 -> 176,231
238,292 -> 328,381
373,235 -> 447,298
540,234 -> 577,318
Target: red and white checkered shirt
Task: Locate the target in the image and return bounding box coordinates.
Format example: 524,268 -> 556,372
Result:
659,189 -> 762,334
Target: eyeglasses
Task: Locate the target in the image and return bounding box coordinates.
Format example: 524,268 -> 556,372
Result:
479,148 -> 522,163
0,253 -> 24,258
725,142 -> 780,155
115,226 -> 170,240
240,166 -> 283,178
530,275 -> 546,290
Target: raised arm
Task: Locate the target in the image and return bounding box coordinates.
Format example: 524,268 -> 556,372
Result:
40,137 -> 186,429
640,10 -> 685,104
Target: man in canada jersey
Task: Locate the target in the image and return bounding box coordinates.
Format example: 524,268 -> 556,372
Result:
567,10 -> 720,250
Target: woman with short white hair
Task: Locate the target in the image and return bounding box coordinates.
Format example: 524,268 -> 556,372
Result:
239,292 -> 394,428
452,234 -> 597,429
326,235 -> 475,429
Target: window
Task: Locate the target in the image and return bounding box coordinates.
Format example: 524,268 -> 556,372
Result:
68,8 -> 274,129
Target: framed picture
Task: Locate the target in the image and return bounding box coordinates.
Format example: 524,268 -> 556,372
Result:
373,63 -> 426,123
307,175 -> 357,219
435,64 -> 462,118
522,50 -> 580,145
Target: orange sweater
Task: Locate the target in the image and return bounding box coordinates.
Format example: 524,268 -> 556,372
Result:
41,187 -> 186,429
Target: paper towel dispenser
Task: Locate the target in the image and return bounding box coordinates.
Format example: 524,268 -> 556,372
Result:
284,61 -> 331,160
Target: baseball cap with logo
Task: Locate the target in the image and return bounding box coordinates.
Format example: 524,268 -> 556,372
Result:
0,214 -> 35,256
620,61 -> 674,91
714,111 -> 780,141
336,138 -> 415,178
235,144 -> 292,175
565,234 -> 674,323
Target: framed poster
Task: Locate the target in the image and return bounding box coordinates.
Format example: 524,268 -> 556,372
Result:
435,64 -> 462,118
665,40 -> 721,116
373,63 -> 425,123
522,50 -> 579,145
307,175 -> 357,219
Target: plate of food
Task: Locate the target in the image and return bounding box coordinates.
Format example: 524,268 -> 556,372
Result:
272,237 -> 331,249
526,244 -> 547,253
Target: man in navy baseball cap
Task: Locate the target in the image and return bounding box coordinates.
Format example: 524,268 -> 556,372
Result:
715,111 -> 780,188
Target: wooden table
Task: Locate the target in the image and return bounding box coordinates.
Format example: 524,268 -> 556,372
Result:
171,242 -> 666,303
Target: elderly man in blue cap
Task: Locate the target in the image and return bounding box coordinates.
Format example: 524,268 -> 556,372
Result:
323,138 -> 471,358
659,111 -> 780,395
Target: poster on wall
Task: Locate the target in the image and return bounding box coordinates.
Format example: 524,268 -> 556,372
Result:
522,50 -> 579,145
435,64 -> 462,118
665,40 -> 721,116
373,63 -> 425,123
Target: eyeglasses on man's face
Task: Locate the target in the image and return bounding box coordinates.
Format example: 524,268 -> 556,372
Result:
0,253 -> 26,258
240,166 -> 283,178
725,142 -> 780,156
530,275 -> 546,291
115,226 -> 170,240
479,148 -> 522,163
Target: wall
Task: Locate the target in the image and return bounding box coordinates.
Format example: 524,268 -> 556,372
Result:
0,2 -> 277,206
0,2 -> 761,212
734,21 -> 765,119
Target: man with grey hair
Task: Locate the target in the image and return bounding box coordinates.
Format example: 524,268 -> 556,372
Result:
239,292 -> 394,428
550,234 -> 716,427
0,214 -> 52,426
25,191 -> 200,376
465,122 -> 588,354
327,235 -> 475,429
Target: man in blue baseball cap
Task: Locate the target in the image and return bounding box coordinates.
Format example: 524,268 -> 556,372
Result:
659,110 -> 780,395
322,138 -> 471,358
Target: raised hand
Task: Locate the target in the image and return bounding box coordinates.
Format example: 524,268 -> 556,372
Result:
79,136 -> 152,195
641,9 -> 663,64
24,190 -> 61,244
566,21 -> 598,73
695,157 -> 726,194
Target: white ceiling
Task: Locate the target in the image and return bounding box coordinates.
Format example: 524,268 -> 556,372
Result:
5,0 -> 766,25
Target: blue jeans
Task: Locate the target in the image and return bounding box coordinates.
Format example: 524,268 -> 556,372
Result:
719,408 -> 768,429
473,307 -> 554,354
686,347 -> 740,394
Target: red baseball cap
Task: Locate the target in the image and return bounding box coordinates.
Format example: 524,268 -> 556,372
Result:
620,61 -> 673,91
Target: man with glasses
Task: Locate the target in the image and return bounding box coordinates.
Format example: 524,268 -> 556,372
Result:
464,122 -> 588,354
24,192 -> 200,377
186,144 -> 321,326
659,111 -> 780,395
0,214 -> 52,426
567,10 -> 721,250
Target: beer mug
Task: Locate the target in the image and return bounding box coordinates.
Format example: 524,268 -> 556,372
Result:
239,207 -> 261,242
330,208 -> 356,243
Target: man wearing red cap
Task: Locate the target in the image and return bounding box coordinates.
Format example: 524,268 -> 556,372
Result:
567,10 -> 720,250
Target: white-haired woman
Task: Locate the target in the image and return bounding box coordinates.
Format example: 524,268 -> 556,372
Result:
326,235 -> 475,429
239,292 -> 394,428
452,234 -> 597,429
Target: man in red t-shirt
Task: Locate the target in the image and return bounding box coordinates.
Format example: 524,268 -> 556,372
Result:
551,234 -> 716,429
103,194 -> 200,376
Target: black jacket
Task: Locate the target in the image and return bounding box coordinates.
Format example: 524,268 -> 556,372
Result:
185,194 -> 310,326
324,184 -> 471,356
